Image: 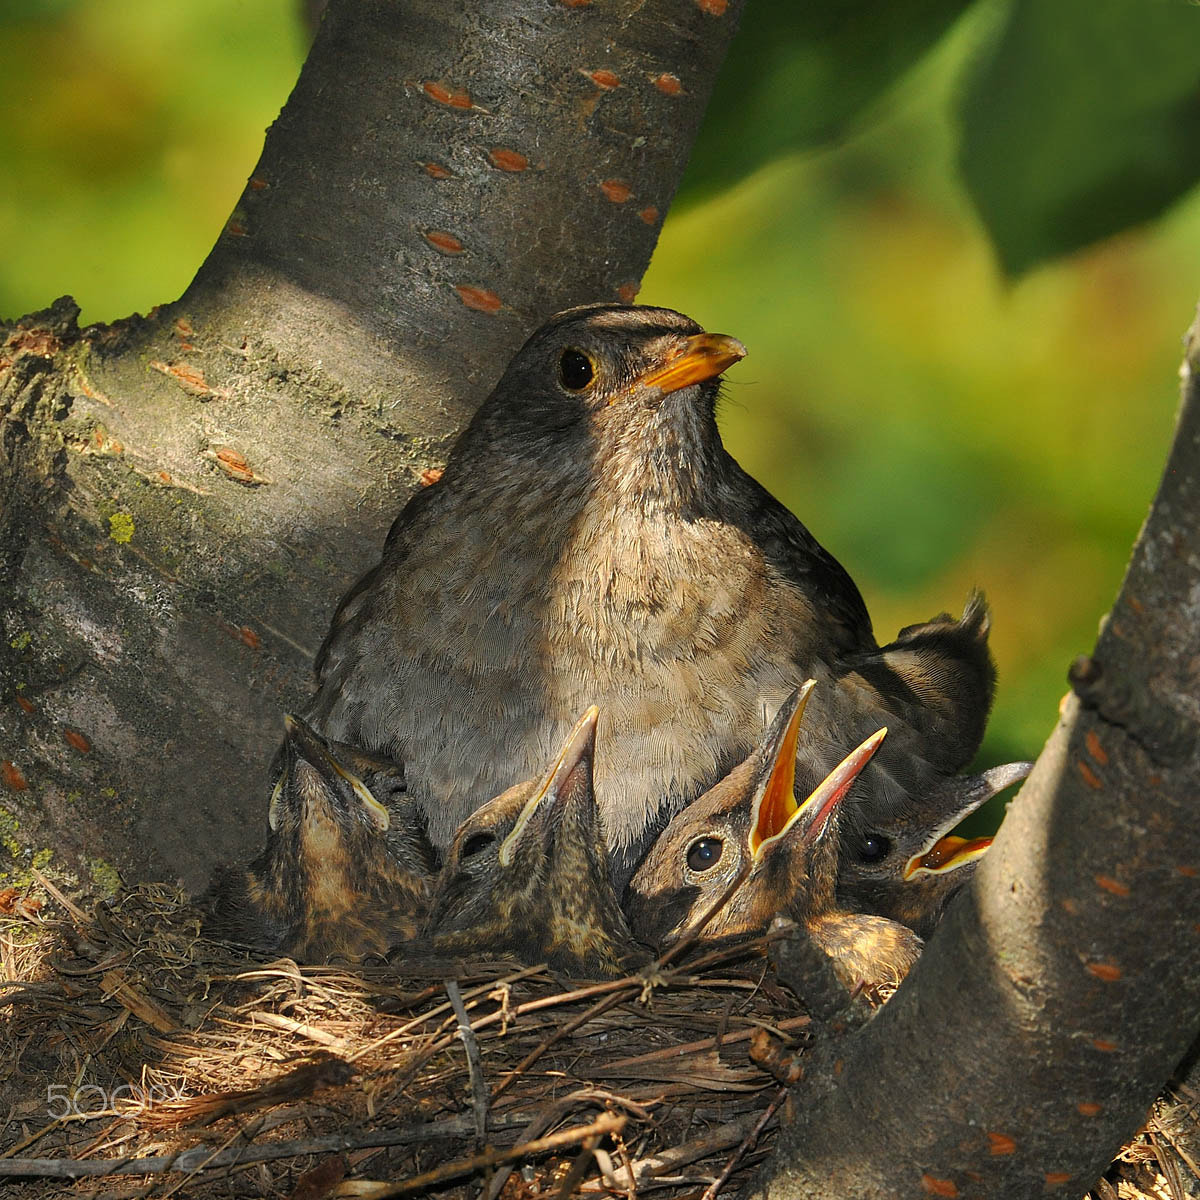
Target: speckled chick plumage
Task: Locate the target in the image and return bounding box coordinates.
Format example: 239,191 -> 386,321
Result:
201,716 -> 436,962
418,709 -> 639,978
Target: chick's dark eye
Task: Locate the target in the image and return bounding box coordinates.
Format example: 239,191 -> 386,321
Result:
559,349 -> 595,391
461,832 -> 495,859
686,837 -> 724,872
858,834 -> 891,864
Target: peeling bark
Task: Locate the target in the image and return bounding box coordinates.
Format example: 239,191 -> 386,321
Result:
0,0 -> 743,893
745,310 -> 1200,1198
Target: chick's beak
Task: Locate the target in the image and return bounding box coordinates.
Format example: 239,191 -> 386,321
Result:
904,834 -> 993,879
900,760 -> 1031,879
747,683 -> 815,857
499,706 -> 600,866
637,332 -> 747,396
753,725 -> 887,859
280,713 -> 390,832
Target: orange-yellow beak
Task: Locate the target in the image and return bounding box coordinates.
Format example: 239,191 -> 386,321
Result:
747,684 -> 887,858
279,713 -> 390,832
499,706 -> 600,866
899,761 -> 1031,880
756,727 -> 888,857
637,333 -> 747,395
903,834 -> 993,879
748,687 -> 810,857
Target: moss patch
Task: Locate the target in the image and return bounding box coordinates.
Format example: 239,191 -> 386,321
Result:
0,808 -> 53,887
87,857 -> 122,897
0,807 -> 21,860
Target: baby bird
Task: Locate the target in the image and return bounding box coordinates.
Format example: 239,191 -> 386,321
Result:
419,707 -> 638,978
202,715 -> 436,961
836,759 -> 1032,937
626,682 -> 921,993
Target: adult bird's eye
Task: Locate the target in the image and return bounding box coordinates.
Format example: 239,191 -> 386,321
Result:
858,834 -> 891,864
559,348 -> 595,391
461,832 -> 495,859
686,836 -> 724,872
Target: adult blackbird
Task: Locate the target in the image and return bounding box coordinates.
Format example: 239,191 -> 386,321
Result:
311,303 -> 996,887
202,715 -> 436,961
837,759 -> 1031,937
418,707 -> 638,978
626,684 -> 921,994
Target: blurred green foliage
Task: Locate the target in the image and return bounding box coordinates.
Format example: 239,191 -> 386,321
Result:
677,0 -> 972,201
0,0 -> 303,323
959,0 -> 1200,274
1,1 -> 1198,833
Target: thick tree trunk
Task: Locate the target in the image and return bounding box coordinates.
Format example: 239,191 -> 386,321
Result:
0,0 -> 743,894
746,309 -> 1200,1198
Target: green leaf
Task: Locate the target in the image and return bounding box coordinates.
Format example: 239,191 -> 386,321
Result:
679,0 -> 972,201
959,0 -> 1200,275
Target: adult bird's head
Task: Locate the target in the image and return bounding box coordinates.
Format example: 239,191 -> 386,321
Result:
446,304 -> 746,501
626,681 -> 887,948
836,759 -> 1032,937
421,707 -> 637,978
201,715 -> 435,960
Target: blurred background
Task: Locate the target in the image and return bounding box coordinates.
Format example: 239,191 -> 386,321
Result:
2,0 -> 1197,832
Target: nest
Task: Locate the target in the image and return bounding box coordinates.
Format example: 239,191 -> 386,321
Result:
0,878 -> 1197,1200
0,878 -> 812,1199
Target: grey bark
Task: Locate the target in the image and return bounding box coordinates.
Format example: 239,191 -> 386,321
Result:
0,0 -> 744,894
745,310 -> 1200,1197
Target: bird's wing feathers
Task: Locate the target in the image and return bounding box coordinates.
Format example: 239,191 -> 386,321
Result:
723,465 -> 876,657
